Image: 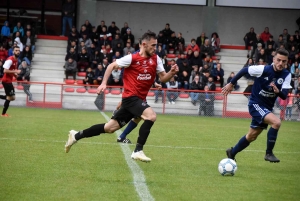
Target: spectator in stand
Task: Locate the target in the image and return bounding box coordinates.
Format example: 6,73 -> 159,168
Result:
289,46 -> 298,63
90,26 -> 99,45
13,22 -> 24,38
157,31 -> 166,50
199,85 -> 214,116
123,42 -> 135,56
251,34 -> 264,58
77,47 -> 89,72
196,32 -> 208,47
203,55 -> 214,72
207,76 -> 216,91
0,59 -> 3,78
260,27 -> 272,45
176,54 -> 187,68
104,44 -> 113,55
161,23 -> 173,40
252,43 -> 262,61
65,57 -> 77,80
68,26 -> 80,45
186,49 -> 194,62
83,67 -> 94,86
190,51 -> 203,69
77,41 -> 86,54
211,32 -> 220,52
266,35 -> 276,49
166,32 -> 177,54
12,31 -> 22,46
24,24 -> 35,37
282,29 -> 290,44
111,33 -> 124,50
212,63 -> 224,87
287,36 -> 298,52
14,37 -> 23,52
22,30 -> 35,55
200,39 -> 215,58
17,61 -> 33,102
123,28 -> 135,47
177,32 -> 185,54
108,21 -> 119,38
93,63 -> 105,85
166,76 -> 178,104
65,46 -> 77,61
99,26 -> 112,41
200,64 -> 211,75
100,49 -> 112,63
113,42 -> 123,56
90,49 -> 101,69
61,0 -> 75,36
108,68 -> 122,86
101,57 -> 110,69
154,76 -> 166,103
256,48 -> 267,63
266,49 -> 275,65
276,34 -> 286,49
88,42 -> 97,56
1,21 -> 11,43
8,42 -> 17,57
121,22 -> 129,37
79,33 -> 92,49
294,30 -> 300,50
96,20 -> 107,35
20,46 -> 32,66
0,44 -> 8,61
156,45 -> 166,65
227,72 -> 240,91
83,20 -> 93,36
186,39 -> 200,53
244,27 -> 256,50
112,51 -> 121,60
99,34 -> 111,49
67,40 -> 78,53
79,25 -> 88,38
164,59 -> 174,73
190,75 -> 205,106
178,70 -> 190,90
291,61 -> 299,78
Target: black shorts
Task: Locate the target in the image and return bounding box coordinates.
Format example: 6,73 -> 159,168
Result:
2,82 -> 15,96
112,96 -> 150,128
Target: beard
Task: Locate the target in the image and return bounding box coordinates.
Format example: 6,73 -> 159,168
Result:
14,53 -> 20,58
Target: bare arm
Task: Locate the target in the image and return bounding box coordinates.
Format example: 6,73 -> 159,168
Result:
96,62 -> 119,94
4,69 -> 21,74
158,64 -> 179,83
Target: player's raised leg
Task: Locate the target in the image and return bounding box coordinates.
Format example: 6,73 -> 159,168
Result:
117,118 -> 141,143
65,119 -> 120,153
263,112 -> 281,162
131,107 -> 156,162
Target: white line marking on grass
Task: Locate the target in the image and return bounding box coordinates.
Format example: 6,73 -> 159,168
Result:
100,112 -> 155,201
0,137 -> 299,154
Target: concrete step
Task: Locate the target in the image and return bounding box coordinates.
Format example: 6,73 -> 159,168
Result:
30,76 -> 64,83
31,65 -> 65,71
36,46 -> 66,55
219,59 -> 246,65
220,56 -> 247,63
36,39 -> 68,48
31,61 -> 65,67
34,53 -> 65,61
217,51 -> 249,57
31,70 -> 65,78
219,49 -> 249,54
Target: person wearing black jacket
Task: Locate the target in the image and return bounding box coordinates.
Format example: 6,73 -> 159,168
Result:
166,32 -> 177,54
122,28 -> 135,47
61,0 -> 75,36
77,48 -> 89,72
22,30 -> 35,54
190,74 -> 205,106
243,27 -> 256,50
90,50 -> 101,69
20,46 -> 32,66
93,63 -> 105,85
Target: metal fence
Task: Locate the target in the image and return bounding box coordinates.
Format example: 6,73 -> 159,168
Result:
1,81 -> 300,121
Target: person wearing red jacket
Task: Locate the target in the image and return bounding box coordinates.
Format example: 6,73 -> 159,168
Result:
261,27 -> 272,43
0,44 -> 8,61
186,39 -> 200,53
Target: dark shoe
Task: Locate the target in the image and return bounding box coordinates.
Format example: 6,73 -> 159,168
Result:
264,153 -> 280,163
117,137 -> 132,144
226,147 -> 236,161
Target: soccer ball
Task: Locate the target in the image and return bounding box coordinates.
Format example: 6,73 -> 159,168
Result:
218,158 -> 237,176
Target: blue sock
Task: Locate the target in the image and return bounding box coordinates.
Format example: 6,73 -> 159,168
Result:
119,120 -> 137,139
266,127 -> 278,154
231,135 -> 250,157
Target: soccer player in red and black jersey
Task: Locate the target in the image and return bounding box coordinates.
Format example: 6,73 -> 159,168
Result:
65,31 -> 179,162
0,46 -> 21,117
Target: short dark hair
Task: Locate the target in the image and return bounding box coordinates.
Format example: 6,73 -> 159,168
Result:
13,46 -> 20,50
275,48 -> 289,57
166,23 -> 170,26
112,21 -> 115,24
141,30 -> 156,42
191,38 -> 196,42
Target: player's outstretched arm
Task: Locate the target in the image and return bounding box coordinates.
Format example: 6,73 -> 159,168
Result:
97,62 -> 119,94
158,64 -> 179,83
222,67 -> 249,95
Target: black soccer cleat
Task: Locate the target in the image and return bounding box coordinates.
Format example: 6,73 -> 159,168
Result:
226,147 -> 236,161
264,153 -> 280,163
117,138 -> 132,144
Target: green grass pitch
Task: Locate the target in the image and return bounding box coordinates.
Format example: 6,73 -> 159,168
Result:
0,107 -> 299,201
